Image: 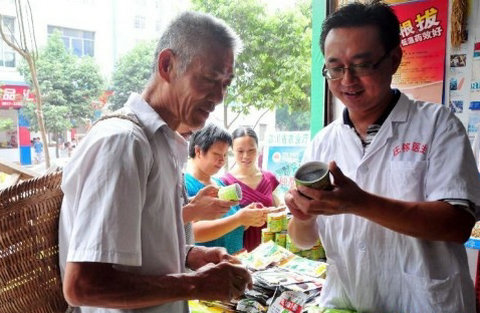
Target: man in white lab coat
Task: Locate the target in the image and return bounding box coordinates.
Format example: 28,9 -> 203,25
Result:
286,2 -> 480,313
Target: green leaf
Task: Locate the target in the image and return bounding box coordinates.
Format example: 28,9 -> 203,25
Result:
110,40 -> 155,111
17,30 -> 105,134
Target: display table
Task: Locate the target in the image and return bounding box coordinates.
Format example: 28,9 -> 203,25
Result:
189,239 -> 480,312
187,241 -> 328,313
465,237 -> 480,312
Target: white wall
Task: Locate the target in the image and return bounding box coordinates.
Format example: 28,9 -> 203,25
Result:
0,0 -> 278,136
0,0 -> 190,81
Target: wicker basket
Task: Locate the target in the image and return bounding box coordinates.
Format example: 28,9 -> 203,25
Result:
0,171 -> 69,313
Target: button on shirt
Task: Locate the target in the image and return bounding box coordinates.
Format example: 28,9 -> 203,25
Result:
59,93 -> 189,313
304,92 -> 480,313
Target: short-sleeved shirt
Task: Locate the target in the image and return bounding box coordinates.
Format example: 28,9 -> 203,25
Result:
59,93 -> 189,313
184,173 -> 244,254
33,141 -> 43,153
304,92 -> 480,313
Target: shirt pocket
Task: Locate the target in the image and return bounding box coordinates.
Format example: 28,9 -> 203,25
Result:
400,270 -> 461,313
388,160 -> 427,201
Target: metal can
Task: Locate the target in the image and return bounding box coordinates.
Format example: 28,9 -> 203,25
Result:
282,213 -> 288,231
311,245 -> 326,259
301,249 -> 312,259
261,228 -> 275,243
218,183 -> 242,201
275,231 -> 287,247
319,245 -> 326,259
267,212 -> 285,233
286,234 -> 301,253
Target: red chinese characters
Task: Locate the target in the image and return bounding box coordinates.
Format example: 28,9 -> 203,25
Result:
393,142 -> 428,157
279,299 -> 302,313
0,84 -> 32,109
398,6 -> 443,47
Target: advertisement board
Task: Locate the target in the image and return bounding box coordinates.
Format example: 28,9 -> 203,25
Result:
390,0 -> 448,104
262,131 -> 309,196
0,83 -> 31,109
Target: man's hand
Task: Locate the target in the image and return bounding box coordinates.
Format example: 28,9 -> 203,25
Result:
183,185 -> 238,222
193,261 -> 252,301
285,189 -> 316,221
186,246 -> 241,270
287,161 -> 368,217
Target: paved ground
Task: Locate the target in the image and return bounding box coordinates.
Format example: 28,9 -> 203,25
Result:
0,147 -> 69,175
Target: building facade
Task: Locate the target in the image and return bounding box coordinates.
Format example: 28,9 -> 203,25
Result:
0,0 -> 189,164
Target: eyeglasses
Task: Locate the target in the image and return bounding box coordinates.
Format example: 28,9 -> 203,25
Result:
322,52 -> 390,80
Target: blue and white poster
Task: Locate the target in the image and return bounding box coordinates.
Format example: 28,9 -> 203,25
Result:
262,131 -> 309,196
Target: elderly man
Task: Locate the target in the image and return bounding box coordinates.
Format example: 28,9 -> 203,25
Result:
286,2 -> 480,313
59,11 -> 251,313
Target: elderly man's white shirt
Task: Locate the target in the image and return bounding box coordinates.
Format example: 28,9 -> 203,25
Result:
59,93 -> 189,313
304,93 -> 480,313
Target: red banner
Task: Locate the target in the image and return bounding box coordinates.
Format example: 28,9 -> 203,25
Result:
0,84 -> 32,109
390,0 -> 448,103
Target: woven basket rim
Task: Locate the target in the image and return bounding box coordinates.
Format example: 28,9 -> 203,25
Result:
0,170 -> 68,313
0,171 -> 63,203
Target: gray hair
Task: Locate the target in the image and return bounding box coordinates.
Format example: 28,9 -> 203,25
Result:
152,11 -> 243,75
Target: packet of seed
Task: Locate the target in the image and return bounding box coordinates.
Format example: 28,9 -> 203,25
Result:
237,241 -> 294,270
236,298 -> 267,313
279,255 -> 327,278
266,290 -> 308,313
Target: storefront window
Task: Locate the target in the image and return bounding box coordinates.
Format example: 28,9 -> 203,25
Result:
0,16 -> 16,68
47,25 -> 95,57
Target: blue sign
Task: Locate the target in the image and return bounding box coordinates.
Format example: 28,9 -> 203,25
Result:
264,145 -> 306,196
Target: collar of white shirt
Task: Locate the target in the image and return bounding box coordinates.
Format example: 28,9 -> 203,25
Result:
125,93 -> 188,167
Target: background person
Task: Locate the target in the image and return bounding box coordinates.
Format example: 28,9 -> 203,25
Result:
33,137 -> 43,164
222,127 -> 281,251
62,141 -> 73,158
59,11 -> 252,313
286,2 -> 480,313
185,124 -> 268,254
8,134 -> 17,148
176,122 -> 236,245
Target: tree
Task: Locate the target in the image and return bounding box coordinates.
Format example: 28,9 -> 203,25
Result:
0,118 -> 14,131
110,41 -> 155,111
0,0 -> 51,167
275,104 -> 310,131
18,31 -> 104,157
108,1 -> 312,131
191,0 -> 312,130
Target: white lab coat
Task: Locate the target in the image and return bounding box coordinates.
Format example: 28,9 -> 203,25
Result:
473,127 -> 480,171
304,93 -> 480,313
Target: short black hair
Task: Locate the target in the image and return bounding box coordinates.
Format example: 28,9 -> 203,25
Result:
188,124 -> 232,158
320,1 -> 400,54
231,126 -> 258,146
